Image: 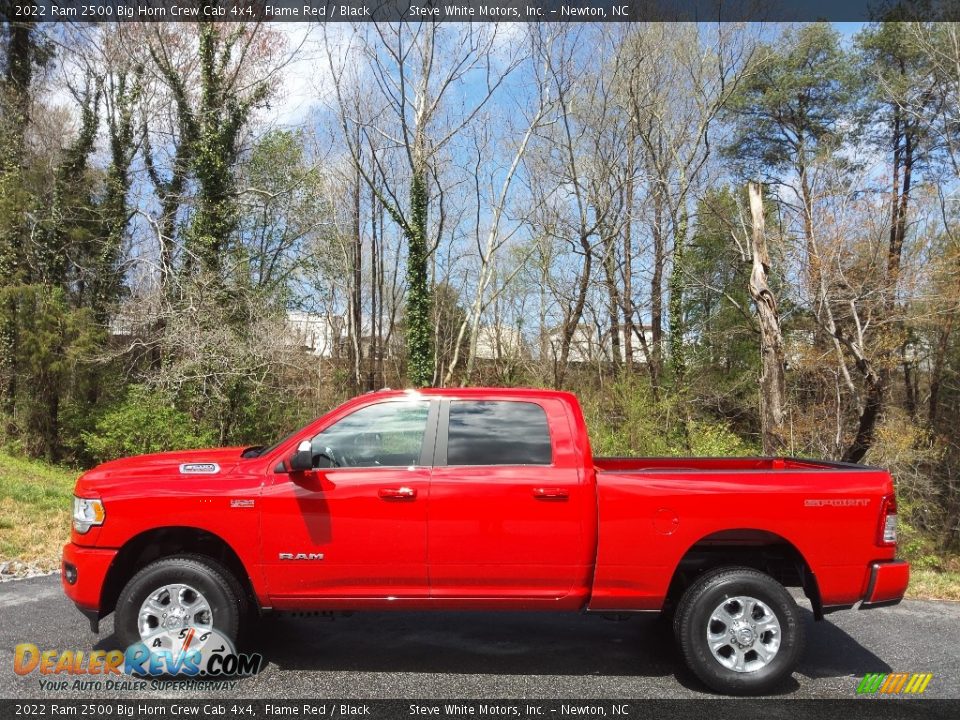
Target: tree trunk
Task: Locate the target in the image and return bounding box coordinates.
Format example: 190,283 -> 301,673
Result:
351,160 -> 363,392
0,18 -> 36,428
842,374 -> 884,464
369,183 -> 380,391
747,183 -> 787,455
406,169 -> 433,387
1,18 -> 33,172
798,162 -> 820,302
843,105 -> 914,462
901,342 -> 918,419
555,234 -> 592,389
650,188 -> 665,389
668,207 -> 687,383
929,314 -> 954,426
621,146 -> 635,372
601,227 -> 622,369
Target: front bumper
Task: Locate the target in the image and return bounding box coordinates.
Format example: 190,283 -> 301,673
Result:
860,559 -> 910,609
61,542 -> 117,632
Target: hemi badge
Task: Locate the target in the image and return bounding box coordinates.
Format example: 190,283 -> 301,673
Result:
230,499 -> 255,509
180,463 -> 220,475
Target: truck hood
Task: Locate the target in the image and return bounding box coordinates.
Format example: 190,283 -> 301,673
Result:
74,447 -> 250,496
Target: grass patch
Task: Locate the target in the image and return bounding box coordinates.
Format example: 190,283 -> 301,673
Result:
899,526 -> 960,600
0,452 -> 78,571
906,569 -> 960,601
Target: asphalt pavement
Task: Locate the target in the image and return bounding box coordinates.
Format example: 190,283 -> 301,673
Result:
1,574 -> 958,700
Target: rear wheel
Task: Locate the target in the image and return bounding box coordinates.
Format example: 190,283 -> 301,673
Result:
114,555 -> 244,650
674,566 -> 804,695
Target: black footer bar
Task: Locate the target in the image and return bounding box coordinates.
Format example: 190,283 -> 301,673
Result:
3,699 -> 959,720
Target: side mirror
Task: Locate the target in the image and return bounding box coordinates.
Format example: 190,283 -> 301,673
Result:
315,451 -> 336,469
289,440 -> 313,472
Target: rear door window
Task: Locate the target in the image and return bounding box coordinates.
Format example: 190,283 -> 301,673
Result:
445,401 -> 552,466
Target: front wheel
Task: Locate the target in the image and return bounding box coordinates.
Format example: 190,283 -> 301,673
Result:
674,567 -> 805,695
114,555 -> 243,650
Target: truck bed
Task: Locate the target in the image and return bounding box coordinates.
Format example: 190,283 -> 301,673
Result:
594,456 -> 871,473
588,454 -> 895,613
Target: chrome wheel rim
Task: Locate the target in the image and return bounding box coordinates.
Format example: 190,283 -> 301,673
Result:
137,583 -> 213,641
707,595 -> 781,673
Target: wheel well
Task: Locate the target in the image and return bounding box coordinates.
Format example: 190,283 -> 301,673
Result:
100,527 -> 257,617
665,529 -> 823,620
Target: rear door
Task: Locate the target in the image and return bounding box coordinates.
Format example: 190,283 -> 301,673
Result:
427,398 -> 585,600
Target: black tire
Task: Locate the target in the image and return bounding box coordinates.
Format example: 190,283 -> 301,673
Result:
114,555 -> 244,650
674,566 -> 805,695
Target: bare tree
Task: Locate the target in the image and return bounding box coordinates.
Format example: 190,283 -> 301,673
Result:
622,23 -> 757,389
747,183 -> 786,454
442,28 -> 556,386
324,22 -> 520,387
528,26 -> 612,388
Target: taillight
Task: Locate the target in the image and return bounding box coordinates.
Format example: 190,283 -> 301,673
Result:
878,494 -> 897,546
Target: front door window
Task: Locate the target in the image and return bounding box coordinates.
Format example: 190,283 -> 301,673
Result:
310,400 -> 430,468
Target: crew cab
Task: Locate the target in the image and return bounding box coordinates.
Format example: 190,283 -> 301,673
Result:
62,388 -> 909,694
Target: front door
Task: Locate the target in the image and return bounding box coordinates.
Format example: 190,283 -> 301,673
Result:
260,398 -> 436,604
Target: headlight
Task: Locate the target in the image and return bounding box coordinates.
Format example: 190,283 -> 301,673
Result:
73,497 -> 105,534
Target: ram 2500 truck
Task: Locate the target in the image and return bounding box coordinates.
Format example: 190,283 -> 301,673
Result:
62,388 -> 909,694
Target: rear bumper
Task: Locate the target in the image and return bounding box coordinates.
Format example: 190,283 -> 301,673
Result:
860,560 -> 910,609
61,542 -> 117,630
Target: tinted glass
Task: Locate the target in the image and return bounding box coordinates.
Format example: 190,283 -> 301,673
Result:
311,400 -> 430,468
446,401 -> 552,466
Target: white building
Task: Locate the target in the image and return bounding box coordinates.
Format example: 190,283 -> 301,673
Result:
474,325 -> 526,361
284,311 -> 345,358
547,324 -> 653,364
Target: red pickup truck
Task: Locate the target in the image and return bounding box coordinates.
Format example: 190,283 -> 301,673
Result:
62,388 -> 908,694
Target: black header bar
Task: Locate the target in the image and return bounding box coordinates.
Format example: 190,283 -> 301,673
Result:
10,0 -> 960,23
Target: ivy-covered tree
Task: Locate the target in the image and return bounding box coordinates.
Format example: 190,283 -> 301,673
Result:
0,11 -> 49,428
148,20 -> 271,281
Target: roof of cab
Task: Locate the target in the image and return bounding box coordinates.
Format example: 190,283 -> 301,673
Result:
364,387 -> 577,401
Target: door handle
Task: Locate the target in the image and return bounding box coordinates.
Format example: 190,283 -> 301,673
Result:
379,487 -> 417,500
533,487 -> 569,500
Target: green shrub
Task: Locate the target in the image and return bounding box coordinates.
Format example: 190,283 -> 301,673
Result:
686,419 -> 756,456
581,379 -> 758,457
82,386 -> 216,463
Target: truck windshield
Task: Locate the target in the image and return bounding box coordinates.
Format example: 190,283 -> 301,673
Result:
241,430 -> 299,459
